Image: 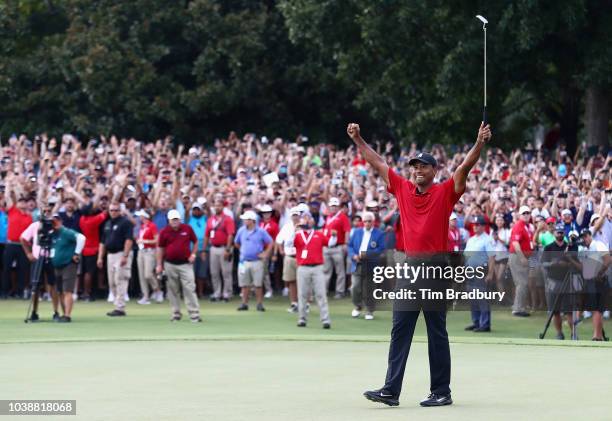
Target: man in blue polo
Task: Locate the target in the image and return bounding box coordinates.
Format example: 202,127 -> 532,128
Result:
234,210 -> 273,312
463,215 -> 496,332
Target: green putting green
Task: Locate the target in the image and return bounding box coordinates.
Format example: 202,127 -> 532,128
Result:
1,298 -> 610,420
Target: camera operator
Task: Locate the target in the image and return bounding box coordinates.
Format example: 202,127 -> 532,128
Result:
20,207 -> 59,322
49,214 -> 85,323
541,223 -> 579,339
578,228 -> 611,341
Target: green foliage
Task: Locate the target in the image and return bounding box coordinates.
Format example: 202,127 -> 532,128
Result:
0,0 -> 609,147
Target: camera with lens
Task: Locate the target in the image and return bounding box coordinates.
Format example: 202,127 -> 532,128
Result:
38,218 -> 54,247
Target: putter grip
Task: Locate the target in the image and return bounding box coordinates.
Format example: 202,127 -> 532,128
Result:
482,106 -> 488,126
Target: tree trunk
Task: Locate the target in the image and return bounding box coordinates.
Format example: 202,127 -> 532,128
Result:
559,88 -> 580,156
584,86 -> 610,148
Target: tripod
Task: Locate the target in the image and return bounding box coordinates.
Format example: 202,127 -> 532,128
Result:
24,242 -> 53,323
539,266 -> 582,340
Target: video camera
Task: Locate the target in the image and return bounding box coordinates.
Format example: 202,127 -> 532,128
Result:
38,218 -> 54,247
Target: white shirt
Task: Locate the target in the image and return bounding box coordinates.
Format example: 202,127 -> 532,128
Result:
276,220 -> 297,256
580,239 -> 609,280
359,228 -> 373,253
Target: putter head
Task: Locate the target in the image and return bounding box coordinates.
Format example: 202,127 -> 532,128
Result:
476,15 -> 488,27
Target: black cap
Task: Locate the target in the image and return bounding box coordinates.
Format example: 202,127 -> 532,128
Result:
580,228 -> 592,237
472,215 -> 486,225
408,152 -> 437,167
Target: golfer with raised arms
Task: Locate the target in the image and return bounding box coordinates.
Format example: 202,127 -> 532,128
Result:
347,121 -> 491,407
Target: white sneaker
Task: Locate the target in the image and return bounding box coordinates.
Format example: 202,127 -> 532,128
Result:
583,311 -> 592,319
282,287 -> 288,297
124,293 -> 130,302
107,292 -> 115,303
137,298 -> 151,305
155,291 -> 164,303
364,313 -> 374,320
72,293 -> 78,301
604,310 -> 610,320
264,290 -> 273,299
351,309 -> 361,318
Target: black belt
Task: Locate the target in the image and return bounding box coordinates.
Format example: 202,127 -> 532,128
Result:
302,263 -> 321,267
166,260 -> 188,265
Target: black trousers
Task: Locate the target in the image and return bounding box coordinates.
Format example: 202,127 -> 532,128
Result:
1,243 -> 30,296
383,310 -> 451,397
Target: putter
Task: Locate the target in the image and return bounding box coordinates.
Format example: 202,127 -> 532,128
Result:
476,15 -> 488,125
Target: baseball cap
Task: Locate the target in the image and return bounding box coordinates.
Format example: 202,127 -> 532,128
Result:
51,213 -> 61,220
240,210 -> 258,221
296,203 -> 310,214
579,227 -> 592,237
554,223 -> 565,232
568,230 -> 579,238
289,207 -> 301,216
545,217 -> 556,224
472,215 -> 486,225
191,203 -> 202,210
259,204 -> 273,213
449,212 -> 457,221
590,213 -> 600,225
167,209 -> 181,220
328,197 -> 340,206
561,209 -> 572,216
408,152 -> 437,167
366,200 -> 379,208
135,210 -> 150,219
519,206 -> 531,215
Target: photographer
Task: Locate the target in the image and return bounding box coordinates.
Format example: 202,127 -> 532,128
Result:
541,224 -> 579,339
20,207 -> 59,322
49,214 -> 85,323
579,228 -> 610,341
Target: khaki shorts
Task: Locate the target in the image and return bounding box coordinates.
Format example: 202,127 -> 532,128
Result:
238,260 -> 264,288
55,263 -> 78,293
282,256 -> 297,282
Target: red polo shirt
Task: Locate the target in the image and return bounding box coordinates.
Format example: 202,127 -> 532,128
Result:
259,219 -> 279,241
294,229 -> 331,266
388,168 -> 463,254
138,220 -> 158,249
323,211 -> 351,245
159,224 -> 197,263
79,211 -> 107,256
509,219 -> 533,257
205,213 -> 235,247
7,206 -> 33,242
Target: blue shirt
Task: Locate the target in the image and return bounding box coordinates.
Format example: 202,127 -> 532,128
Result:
153,210 -> 168,231
234,226 -> 272,262
0,211 -> 7,243
464,233 -> 494,267
189,214 -> 207,251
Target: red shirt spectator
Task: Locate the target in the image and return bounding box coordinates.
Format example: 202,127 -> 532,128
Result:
205,213 -> 235,247
323,211 -> 351,245
387,168 -> 463,254
79,211 -> 107,256
448,227 -> 461,252
259,219 -> 279,241
509,219 -> 533,257
138,219 -> 158,249
159,223 -> 197,263
7,206 -> 32,242
294,229 -> 332,266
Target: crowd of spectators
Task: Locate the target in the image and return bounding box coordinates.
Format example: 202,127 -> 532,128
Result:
0,131 -> 610,329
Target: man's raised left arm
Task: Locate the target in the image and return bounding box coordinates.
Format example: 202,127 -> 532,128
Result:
453,122 -> 492,194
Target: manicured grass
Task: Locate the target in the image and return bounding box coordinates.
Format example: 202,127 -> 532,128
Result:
1,297 -> 610,420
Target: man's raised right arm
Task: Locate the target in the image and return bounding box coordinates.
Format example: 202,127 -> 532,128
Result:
346,123 -> 389,185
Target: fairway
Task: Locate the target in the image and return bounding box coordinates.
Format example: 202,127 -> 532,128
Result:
1,298 -> 611,420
